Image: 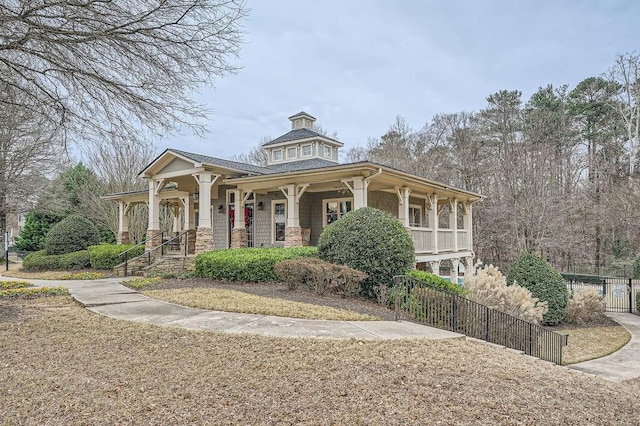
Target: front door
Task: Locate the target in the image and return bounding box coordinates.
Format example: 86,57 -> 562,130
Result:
228,203 -> 254,247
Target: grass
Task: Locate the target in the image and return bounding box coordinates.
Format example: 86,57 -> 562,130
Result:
123,276 -> 162,289
143,288 -> 380,321
2,296 -> 640,424
558,325 -> 631,365
1,266 -> 107,280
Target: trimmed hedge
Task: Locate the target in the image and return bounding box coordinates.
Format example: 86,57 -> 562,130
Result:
274,258 -> 368,297
23,249 -> 91,271
317,207 -> 415,298
195,247 -> 318,282
45,215 -> 100,255
507,252 -> 569,326
88,244 -> 144,269
561,273 -> 604,284
407,270 -> 466,296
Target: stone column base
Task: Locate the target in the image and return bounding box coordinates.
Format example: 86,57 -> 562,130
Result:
195,227 -> 214,253
145,229 -> 162,252
231,228 -> 248,248
117,231 -> 130,245
284,226 -> 303,247
183,229 -> 197,254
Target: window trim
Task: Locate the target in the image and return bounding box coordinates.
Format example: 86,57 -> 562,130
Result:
409,204 -> 423,227
301,143 -> 312,157
286,146 -> 297,160
322,197 -> 353,227
272,199 -> 287,244
272,149 -> 283,162
323,145 -> 332,158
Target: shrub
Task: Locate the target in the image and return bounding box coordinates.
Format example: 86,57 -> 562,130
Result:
407,270 -> 465,296
565,289 -> 606,325
14,211 -> 64,252
466,265 -> 548,325
58,250 -> 91,269
23,250 -> 61,271
0,286 -> 68,298
60,272 -> 107,280
633,254 -> 640,279
88,244 -> 144,269
274,258 -> 368,297
123,276 -> 162,289
195,247 -> 318,282
44,215 -> 100,255
317,207 -> 414,298
0,281 -> 31,289
507,252 -> 568,325
561,273 -> 603,284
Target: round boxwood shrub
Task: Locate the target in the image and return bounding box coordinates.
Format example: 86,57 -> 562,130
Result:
317,207 -> 415,298
506,252 -> 568,325
44,215 -> 101,255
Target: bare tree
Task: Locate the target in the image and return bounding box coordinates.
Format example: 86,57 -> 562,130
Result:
0,0 -> 247,144
230,136 -> 270,166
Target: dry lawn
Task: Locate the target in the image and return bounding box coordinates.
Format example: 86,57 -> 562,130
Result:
2,296 -> 640,425
558,326 -> 631,365
143,288 -> 379,321
0,266 -> 105,280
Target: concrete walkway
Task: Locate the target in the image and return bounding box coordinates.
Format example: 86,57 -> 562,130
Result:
569,312 -> 640,382
2,276 -> 462,341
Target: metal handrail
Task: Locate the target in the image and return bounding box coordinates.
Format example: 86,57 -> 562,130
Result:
121,230 -> 190,277
118,230 -> 163,277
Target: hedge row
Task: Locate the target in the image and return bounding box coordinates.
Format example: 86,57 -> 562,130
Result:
23,250 -> 91,271
22,244 -> 142,271
407,270 -> 466,296
195,247 -> 318,282
88,244 -> 144,269
561,273 -> 604,284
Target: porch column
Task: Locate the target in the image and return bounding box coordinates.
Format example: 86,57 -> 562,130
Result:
463,203 -> 473,251
180,195 -> 196,254
281,184 -> 308,247
429,260 -> 441,276
146,179 -> 163,251
429,195 -> 439,254
343,177 -> 368,209
194,172 -> 219,253
231,189 -> 248,248
396,187 -> 411,227
463,256 -> 475,282
117,201 -> 130,245
171,205 -> 181,235
450,258 -> 460,285
450,199 -> 458,252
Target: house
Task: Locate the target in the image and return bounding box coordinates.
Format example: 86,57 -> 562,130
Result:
104,112 -> 483,282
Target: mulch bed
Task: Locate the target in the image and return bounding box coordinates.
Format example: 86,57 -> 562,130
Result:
141,278 -> 398,320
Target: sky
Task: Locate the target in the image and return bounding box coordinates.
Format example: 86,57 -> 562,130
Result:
162,0 -> 640,160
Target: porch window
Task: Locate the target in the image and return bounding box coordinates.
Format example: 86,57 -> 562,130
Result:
272,200 -> 287,242
301,144 -> 312,157
323,197 -> 353,227
273,149 -> 283,161
409,204 -> 422,227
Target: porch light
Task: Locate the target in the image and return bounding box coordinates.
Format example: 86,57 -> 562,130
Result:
218,205 -> 225,214
193,190 -> 199,201
257,201 -> 264,210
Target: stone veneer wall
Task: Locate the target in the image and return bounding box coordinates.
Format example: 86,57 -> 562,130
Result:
183,229 -> 196,254
117,231 -> 130,245
145,229 -> 162,252
230,228 -> 248,248
195,227 -> 213,253
284,226 -> 302,247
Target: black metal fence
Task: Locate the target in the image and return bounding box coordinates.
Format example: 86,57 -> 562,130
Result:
566,278 -> 639,313
393,275 -> 568,364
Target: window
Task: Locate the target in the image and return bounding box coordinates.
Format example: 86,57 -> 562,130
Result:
272,200 -> 287,242
302,144 -> 312,157
409,205 -> 423,227
273,149 -> 283,161
323,145 -> 332,158
287,146 -> 297,159
323,198 -> 353,227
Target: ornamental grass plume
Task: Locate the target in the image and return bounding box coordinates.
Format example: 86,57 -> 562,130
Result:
464,265 -> 548,324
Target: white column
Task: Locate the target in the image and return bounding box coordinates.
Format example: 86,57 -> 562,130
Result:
397,187 -> 411,227
450,258 -> 460,285
352,177 -> 368,209
171,205 -> 181,233
282,184 -> 299,227
118,201 -> 129,233
463,203 -> 473,251
429,195 -> 439,254
450,199 -> 458,252
429,260 -> 441,276
233,189 -> 245,229
181,196 -> 195,231
148,180 -> 160,229
197,173 -> 213,228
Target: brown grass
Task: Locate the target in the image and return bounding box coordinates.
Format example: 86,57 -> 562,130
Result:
143,287 -> 379,321
2,296 -> 640,425
558,326 -> 631,365
0,267 -> 106,280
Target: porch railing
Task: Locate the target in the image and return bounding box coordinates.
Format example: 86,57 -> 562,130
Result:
393,275 -> 568,364
410,228 -> 470,253
118,230 -> 190,277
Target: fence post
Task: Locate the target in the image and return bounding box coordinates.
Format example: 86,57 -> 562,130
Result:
602,279 -> 607,296
485,306 -> 490,341
529,323 -> 533,356
452,297 -> 457,332
629,278 -> 633,314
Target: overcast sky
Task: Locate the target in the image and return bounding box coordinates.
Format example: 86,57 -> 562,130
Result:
162,0 -> 640,160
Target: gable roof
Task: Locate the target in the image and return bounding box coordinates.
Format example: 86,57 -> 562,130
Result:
261,128 -> 343,147
141,148 -> 273,176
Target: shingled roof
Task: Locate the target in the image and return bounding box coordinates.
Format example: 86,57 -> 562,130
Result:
261,128 -> 343,147
170,149 -> 272,175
